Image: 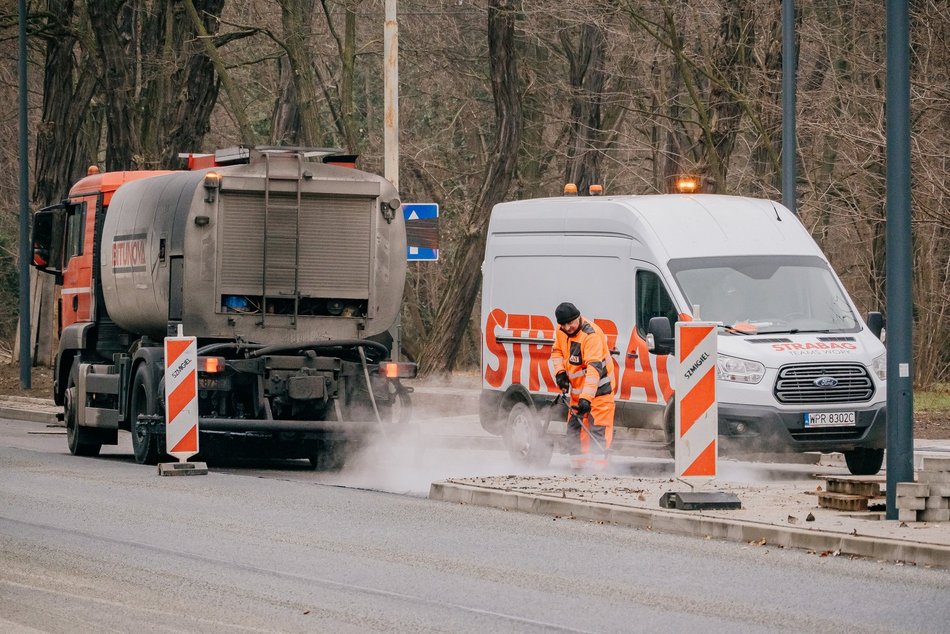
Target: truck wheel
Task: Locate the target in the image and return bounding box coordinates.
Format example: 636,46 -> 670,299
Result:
844,447 -> 884,476
504,402 -> 553,468
65,361 -> 102,457
130,364 -> 163,465
308,438 -> 348,471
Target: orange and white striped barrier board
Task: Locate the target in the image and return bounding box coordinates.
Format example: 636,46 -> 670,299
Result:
674,322 -> 717,487
164,331 -> 199,462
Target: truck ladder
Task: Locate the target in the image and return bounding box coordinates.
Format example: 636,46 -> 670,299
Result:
261,151 -> 302,327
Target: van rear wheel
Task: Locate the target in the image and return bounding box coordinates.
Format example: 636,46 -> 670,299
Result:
844,447 -> 884,476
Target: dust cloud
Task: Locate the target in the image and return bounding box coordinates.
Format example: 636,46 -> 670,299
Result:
322,374 -> 565,496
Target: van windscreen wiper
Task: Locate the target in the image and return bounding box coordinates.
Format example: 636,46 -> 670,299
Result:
762,328 -> 835,335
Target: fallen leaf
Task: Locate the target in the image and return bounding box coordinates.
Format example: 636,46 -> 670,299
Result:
787,515 -> 799,524
637,494 -> 646,501
304,610 -> 311,615
899,521 -> 908,528
816,485 -> 823,492
806,512 -> 815,522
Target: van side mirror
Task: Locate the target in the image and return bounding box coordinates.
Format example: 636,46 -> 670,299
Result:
647,316 -> 674,356
866,311 -> 884,340
31,205 -> 66,282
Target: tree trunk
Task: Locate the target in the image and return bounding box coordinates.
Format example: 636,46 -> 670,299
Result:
280,0 -> 325,146
34,0 -> 100,206
705,0 -> 753,190
270,55 -> 301,145
161,0 -> 226,165
561,22 -> 607,194
339,2 -> 359,152
87,0 -> 143,169
28,0 -> 101,367
417,0 -> 522,376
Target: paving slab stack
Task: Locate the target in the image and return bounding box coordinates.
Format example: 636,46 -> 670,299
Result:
896,456 -> 950,522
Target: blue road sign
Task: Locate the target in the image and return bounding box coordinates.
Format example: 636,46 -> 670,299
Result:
403,203 -> 439,261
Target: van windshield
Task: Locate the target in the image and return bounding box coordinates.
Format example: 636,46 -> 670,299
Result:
668,255 -> 859,334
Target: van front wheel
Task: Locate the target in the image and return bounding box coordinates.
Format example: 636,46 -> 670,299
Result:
504,402 -> 553,467
844,447 -> 884,476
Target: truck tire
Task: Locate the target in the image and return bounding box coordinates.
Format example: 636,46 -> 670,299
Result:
65,361 -> 102,457
130,363 -> 163,465
308,438 -> 348,471
844,447 -> 884,476
504,401 -> 553,468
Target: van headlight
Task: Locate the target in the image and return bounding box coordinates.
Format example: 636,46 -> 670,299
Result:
716,355 -> 765,384
871,352 -> 886,381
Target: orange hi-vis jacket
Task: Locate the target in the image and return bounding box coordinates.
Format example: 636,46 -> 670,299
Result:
551,318 -> 616,407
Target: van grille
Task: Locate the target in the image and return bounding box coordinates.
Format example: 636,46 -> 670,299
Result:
773,363 -> 874,404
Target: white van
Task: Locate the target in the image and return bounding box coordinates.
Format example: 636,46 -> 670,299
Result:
479,194 -> 888,475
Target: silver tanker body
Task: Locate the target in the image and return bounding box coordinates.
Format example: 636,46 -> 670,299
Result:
101,152 -> 405,343
32,147 -> 414,467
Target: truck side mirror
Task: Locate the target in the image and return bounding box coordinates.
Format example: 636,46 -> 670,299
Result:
866,311 -> 884,340
31,206 -> 66,282
646,316 -> 674,356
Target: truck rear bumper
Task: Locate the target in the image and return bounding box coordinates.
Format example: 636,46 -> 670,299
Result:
137,415 -> 378,435
199,417 -> 378,434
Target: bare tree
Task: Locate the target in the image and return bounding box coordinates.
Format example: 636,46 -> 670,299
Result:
417,0 -> 522,375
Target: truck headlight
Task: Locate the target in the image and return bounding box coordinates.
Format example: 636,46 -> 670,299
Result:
871,352 -> 886,381
716,355 -> 765,384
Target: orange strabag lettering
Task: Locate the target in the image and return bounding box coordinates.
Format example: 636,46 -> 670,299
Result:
527,315 -> 555,391
484,308 -> 508,387
507,313 -> 530,386
620,331 -> 657,402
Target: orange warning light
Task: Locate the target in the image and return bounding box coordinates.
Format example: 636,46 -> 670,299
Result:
378,362 -> 418,379
563,183 -> 578,195
672,175 -> 700,194
199,356 -> 225,373
589,184 -> 604,196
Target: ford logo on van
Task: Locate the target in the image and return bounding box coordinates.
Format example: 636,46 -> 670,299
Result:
814,376 -> 839,388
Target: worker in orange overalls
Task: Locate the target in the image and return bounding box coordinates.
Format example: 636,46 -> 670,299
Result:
550,302 -> 616,471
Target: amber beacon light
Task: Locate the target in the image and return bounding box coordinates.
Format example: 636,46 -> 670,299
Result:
672,175 -> 700,194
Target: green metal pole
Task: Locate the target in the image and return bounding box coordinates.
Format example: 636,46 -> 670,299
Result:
18,0 -> 31,389
884,0 -> 913,519
782,0 -> 796,215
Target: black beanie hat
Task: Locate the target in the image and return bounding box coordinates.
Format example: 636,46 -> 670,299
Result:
555,302 -> 581,325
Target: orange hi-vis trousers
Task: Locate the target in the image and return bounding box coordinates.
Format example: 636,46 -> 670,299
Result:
566,395 -> 615,471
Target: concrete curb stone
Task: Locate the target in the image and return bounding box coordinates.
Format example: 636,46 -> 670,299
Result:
430,481 -> 950,569
0,404 -> 59,426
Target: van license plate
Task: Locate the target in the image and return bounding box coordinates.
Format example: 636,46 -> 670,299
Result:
804,411 -> 856,427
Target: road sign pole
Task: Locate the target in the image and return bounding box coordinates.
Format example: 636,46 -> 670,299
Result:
384,0 -> 400,361
884,0 -> 914,519
18,0 -> 31,388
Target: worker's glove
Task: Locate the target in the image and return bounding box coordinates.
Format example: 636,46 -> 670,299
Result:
576,398 -> 591,414
555,371 -> 571,393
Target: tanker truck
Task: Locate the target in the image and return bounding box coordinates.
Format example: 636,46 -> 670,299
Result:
30,146 -> 415,467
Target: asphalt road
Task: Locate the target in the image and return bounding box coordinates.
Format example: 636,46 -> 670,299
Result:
2,417 -> 949,633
